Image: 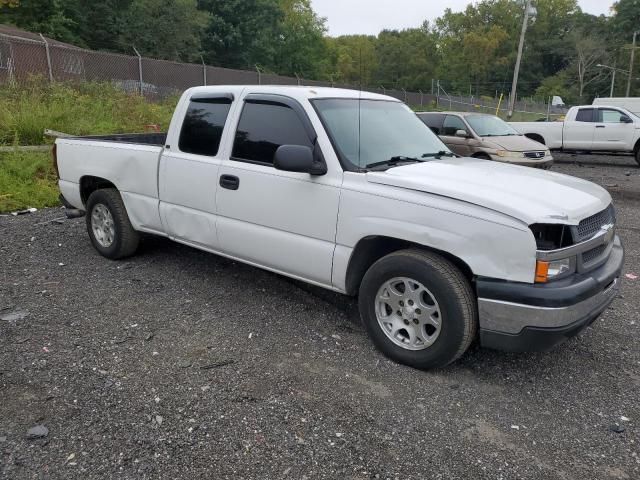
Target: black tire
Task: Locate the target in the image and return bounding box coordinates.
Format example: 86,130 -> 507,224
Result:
635,147 -> 640,167
85,188 -> 140,260
472,153 -> 491,160
358,249 -> 477,369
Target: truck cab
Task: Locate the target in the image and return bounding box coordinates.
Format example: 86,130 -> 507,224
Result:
511,105 -> 640,165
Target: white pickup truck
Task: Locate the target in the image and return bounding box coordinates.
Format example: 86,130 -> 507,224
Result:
511,105 -> 640,166
54,86 -> 624,369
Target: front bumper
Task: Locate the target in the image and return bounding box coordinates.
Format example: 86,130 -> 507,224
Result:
488,154 -> 554,169
477,236 -> 624,352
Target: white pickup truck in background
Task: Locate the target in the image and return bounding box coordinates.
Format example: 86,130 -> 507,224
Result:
54,86 -> 624,369
511,105 -> 640,166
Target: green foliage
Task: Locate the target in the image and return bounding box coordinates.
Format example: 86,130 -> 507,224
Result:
63,0 -> 133,51
0,79 -> 177,145
119,0 -> 209,61
375,26 -> 438,90
0,150 -> 59,212
325,35 -> 378,85
0,0 -> 78,44
535,71 -> 574,103
1,0 -> 637,100
198,0 -> 282,69
272,0 -> 327,78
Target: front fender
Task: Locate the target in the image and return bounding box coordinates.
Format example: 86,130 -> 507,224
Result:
333,185 -> 537,290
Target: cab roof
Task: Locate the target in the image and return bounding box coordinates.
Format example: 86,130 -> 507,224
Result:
183,85 -> 397,103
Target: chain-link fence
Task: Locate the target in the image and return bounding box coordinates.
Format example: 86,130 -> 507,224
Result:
0,31 -> 558,117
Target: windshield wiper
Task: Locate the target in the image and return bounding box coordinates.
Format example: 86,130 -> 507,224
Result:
421,151 -> 455,159
366,156 -> 423,169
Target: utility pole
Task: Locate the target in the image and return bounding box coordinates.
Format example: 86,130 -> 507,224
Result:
507,0 -> 534,119
611,61 -> 616,97
626,31 -> 638,97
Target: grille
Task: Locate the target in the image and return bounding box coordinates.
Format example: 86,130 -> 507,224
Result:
523,151 -> 546,159
576,205 -> 615,241
582,244 -> 608,265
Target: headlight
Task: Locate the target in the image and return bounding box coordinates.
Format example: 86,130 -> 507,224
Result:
544,150 -> 551,157
496,150 -> 524,158
535,258 -> 575,283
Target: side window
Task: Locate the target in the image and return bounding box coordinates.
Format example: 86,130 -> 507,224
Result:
178,97 -> 232,156
575,108 -> 594,122
598,109 -> 625,123
232,101 -> 313,165
418,114 -> 444,134
442,115 -> 467,136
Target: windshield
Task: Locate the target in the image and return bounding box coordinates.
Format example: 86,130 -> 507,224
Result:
313,99 -> 451,169
466,115 -> 521,137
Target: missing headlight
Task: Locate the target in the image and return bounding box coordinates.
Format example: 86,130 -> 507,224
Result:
529,224 -> 573,250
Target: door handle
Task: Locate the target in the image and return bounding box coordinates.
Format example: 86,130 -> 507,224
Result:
219,174 -> 239,190
596,125 -> 606,128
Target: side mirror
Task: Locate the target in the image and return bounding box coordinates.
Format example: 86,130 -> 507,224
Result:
455,129 -> 469,138
620,116 -> 633,124
274,145 -> 327,175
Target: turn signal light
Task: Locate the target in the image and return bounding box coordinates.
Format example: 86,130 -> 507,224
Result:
535,260 -> 549,283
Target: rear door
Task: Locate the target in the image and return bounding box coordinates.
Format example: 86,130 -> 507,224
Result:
158,93 -> 235,249
215,94 -> 341,286
592,108 -> 636,151
563,107 -> 596,150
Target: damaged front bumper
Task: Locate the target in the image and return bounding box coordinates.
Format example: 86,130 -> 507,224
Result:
476,236 -> 624,352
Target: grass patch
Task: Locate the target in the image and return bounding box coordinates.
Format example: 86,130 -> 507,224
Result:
0,150 -> 60,213
0,79 -> 178,146
0,80 -> 179,212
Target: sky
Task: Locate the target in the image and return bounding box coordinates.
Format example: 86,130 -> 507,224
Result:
310,0 -> 616,37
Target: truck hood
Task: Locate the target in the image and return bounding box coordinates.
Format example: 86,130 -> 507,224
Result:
483,134 -> 547,152
366,157 -> 611,225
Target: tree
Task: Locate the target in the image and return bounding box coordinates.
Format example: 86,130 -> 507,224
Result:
462,25 -> 509,93
570,30 -> 608,100
63,0 -> 132,51
272,0 -> 327,78
325,35 -> 378,85
611,0 -> 640,38
198,0 -> 282,69
118,0 -> 209,61
0,0 -> 78,44
374,25 -> 438,90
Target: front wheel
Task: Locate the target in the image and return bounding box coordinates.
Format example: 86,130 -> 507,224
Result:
358,249 -> 477,369
635,147 -> 640,167
85,188 -> 139,259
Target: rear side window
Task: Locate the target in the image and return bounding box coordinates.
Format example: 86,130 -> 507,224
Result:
442,115 -> 468,136
575,108 -> 594,122
179,97 -> 232,156
418,113 -> 445,134
232,101 -> 313,164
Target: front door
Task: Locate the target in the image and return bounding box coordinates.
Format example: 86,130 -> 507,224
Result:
592,108 -> 636,151
440,115 -> 474,156
215,95 -> 341,286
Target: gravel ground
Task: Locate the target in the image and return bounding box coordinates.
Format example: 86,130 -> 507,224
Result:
1,156 -> 639,479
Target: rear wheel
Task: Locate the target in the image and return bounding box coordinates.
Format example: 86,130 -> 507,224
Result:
635,146 -> 640,167
86,188 -> 139,259
358,249 -> 477,369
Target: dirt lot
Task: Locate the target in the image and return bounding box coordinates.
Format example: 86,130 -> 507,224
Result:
1,153 -> 639,479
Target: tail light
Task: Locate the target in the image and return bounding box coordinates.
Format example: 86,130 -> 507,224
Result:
52,143 -> 60,179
